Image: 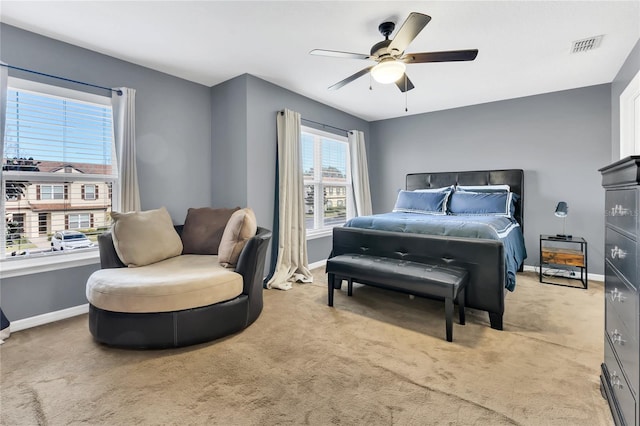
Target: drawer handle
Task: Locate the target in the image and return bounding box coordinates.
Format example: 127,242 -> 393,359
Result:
610,246 -> 627,259
610,329 -> 627,346
611,371 -> 624,390
610,288 -> 627,303
610,205 -> 631,217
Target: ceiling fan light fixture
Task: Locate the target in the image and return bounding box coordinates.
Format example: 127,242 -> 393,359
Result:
371,60 -> 406,84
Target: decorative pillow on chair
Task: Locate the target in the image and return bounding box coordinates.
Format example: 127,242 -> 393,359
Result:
218,208 -> 258,268
111,207 -> 183,267
181,207 -> 240,255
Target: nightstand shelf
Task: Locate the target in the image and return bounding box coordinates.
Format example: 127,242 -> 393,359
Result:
539,235 -> 587,289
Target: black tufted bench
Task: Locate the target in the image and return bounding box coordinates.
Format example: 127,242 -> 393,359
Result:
327,253 -> 469,342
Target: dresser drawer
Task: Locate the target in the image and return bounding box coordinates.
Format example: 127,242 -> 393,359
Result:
606,262 -> 638,342
606,189 -> 638,236
605,338 -> 637,425
606,293 -> 639,395
606,228 -> 638,288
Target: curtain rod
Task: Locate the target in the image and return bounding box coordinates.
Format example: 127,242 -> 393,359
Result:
279,110 -> 352,134
0,64 -> 122,96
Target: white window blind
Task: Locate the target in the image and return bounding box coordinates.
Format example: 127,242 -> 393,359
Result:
2,79 -> 118,260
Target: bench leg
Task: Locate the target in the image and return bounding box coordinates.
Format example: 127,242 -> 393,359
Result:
445,297 -> 453,342
489,312 -> 503,330
327,273 -> 335,307
458,288 -> 466,325
347,278 -> 353,297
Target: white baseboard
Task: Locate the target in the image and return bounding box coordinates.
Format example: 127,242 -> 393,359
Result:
11,304 -> 89,332
309,259 -> 327,270
523,265 -> 604,282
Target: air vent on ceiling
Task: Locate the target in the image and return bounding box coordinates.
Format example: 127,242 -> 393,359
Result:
571,35 -> 603,53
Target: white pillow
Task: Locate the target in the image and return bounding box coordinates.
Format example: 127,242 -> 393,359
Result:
414,185 -> 454,193
456,184 -> 510,192
111,207 -> 183,267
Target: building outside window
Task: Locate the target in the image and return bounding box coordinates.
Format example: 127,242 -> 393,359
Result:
1,78 -> 118,259
301,126 -> 353,237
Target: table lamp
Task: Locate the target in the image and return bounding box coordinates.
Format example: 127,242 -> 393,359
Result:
554,201 -> 571,239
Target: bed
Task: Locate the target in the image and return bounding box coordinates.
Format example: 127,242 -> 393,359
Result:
334,169 -> 526,330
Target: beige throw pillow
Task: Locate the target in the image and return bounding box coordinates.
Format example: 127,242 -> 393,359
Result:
218,208 -> 257,268
181,207 -> 240,255
111,207 -> 183,267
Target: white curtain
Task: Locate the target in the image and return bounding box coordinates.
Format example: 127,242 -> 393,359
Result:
266,109 -> 312,290
0,64 -> 8,255
0,63 -> 7,162
111,87 -> 141,212
348,130 -> 373,216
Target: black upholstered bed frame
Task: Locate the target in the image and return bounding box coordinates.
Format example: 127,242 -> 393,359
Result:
331,169 -> 524,330
406,169 -> 524,231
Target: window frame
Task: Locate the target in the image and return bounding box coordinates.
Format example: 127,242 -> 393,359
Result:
0,78 -> 118,269
301,125 -> 353,239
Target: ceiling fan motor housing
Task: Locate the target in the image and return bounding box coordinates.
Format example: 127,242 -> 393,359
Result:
370,39 -> 392,58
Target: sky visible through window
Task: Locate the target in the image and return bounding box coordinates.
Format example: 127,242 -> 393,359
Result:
3,89 -> 113,165
302,132 -> 347,176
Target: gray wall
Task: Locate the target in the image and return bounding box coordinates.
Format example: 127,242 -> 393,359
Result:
0,24 -> 212,321
210,74 -> 371,266
369,84 -> 612,274
611,38 -> 640,160
210,77 -> 248,208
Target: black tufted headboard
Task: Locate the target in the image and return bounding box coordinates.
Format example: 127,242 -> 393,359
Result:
406,169 -> 524,231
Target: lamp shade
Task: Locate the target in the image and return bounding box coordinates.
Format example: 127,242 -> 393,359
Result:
371,60 -> 406,84
554,201 -> 568,217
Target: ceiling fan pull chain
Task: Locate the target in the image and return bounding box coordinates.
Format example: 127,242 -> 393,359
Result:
369,73 -> 372,91
405,75 -> 409,112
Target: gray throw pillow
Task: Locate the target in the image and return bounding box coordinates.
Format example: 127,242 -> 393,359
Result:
181,207 -> 240,255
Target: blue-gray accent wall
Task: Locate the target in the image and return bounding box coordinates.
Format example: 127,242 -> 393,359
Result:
211,74 -> 370,269
369,84 -> 612,275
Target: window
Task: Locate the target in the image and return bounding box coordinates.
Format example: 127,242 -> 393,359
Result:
39,184 -> 66,200
83,184 -> 97,200
67,213 -> 92,230
1,78 -> 118,260
301,126 -> 352,237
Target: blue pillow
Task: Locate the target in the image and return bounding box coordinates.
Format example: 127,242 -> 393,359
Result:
393,190 -> 450,215
449,191 -> 516,217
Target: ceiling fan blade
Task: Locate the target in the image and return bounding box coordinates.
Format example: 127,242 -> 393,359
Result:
328,67 -> 373,90
402,49 -> 479,63
388,12 -> 431,55
310,49 -> 370,60
395,74 -> 415,92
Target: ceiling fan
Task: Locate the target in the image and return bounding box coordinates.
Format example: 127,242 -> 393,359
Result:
310,12 -> 478,92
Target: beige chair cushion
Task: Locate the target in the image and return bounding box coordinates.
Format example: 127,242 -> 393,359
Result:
86,255 -> 243,313
111,207 -> 183,267
218,208 -> 258,268
181,207 -> 240,255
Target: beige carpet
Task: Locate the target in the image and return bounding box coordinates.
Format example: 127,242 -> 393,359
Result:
1,270 -> 612,426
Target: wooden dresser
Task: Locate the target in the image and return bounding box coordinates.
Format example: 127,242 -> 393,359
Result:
600,156 -> 640,425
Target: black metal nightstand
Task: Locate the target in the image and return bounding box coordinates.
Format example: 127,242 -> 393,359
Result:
539,235 -> 587,289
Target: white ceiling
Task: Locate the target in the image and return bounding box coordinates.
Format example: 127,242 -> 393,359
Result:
1,1 -> 639,121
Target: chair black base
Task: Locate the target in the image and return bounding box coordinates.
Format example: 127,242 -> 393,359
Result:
88,295 -> 257,349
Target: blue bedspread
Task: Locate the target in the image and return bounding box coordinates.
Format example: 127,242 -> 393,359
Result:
344,212 -> 527,291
